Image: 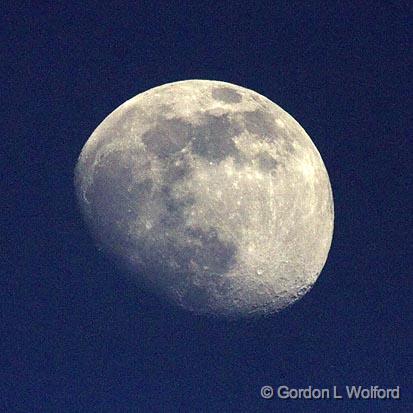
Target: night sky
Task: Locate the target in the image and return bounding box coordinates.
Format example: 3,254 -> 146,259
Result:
3,2 -> 411,412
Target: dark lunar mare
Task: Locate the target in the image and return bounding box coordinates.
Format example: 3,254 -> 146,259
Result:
190,114 -> 243,163
244,109 -> 276,139
143,114 -> 245,164
256,152 -> 279,172
150,226 -> 238,311
211,86 -> 243,103
141,118 -> 190,159
141,109 -> 293,172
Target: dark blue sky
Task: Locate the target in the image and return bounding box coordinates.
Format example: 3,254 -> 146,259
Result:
3,2 -> 411,412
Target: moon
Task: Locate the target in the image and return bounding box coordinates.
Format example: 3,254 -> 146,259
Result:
75,80 -> 334,318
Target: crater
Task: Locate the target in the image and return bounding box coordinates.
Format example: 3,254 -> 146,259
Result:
211,87 -> 242,104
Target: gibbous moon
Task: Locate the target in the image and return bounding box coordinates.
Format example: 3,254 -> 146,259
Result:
75,80 -> 334,318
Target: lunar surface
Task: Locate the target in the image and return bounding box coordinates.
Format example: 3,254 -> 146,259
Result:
75,80 -> 334,318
